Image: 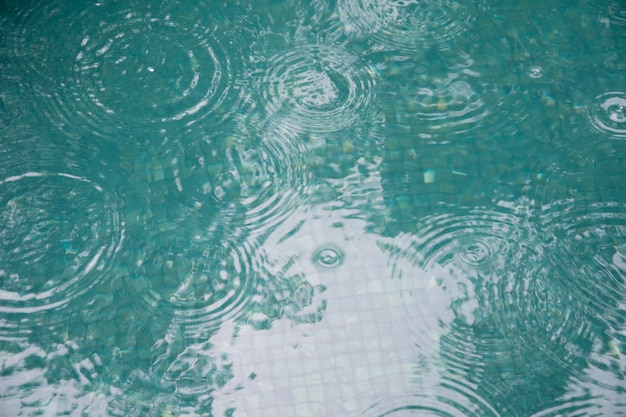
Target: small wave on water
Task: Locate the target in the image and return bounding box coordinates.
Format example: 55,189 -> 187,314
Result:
113,119 -> 317,342
0,354 -> 111,417
542,201 -> 626,323
587,91 -> 626,139
248,42 -> 377,134
382,51 -> 524,143
590,0 -> 626,27
540,201 -> 626,393
336,0 -> 477,52
406,77 -> 495,137
221,125 -> 316,237
0,171 -> 124,316
380,204 -> 615,414
0,170 -> 126,416
359,380 -> 501,417
123,224 -> 258,341
167,233 -> 257,338
155,126 -> 316,247
529,394 -> 626,417
379,206 -> 545,352
9,0 -> 242,143
388,206 -> 543,284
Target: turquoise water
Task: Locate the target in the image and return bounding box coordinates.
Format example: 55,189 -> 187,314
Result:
1,0 -> 625,415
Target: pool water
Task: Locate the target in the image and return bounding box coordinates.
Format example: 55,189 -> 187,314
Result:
1,0 -> 625,415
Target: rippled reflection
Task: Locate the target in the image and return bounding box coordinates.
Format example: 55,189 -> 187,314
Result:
381,204 -> 613,415
0,170 -> 124,414
0,357 -> 110,417
117,216 -> 258,343
529,395 -> 625,417
448,272 -> 595,415
398,207 -> 541,277
0,172 -> 124,314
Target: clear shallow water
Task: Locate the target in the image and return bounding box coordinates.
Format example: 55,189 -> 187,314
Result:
0,0 -> 625,415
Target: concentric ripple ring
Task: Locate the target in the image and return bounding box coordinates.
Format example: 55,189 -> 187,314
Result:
17,1 -> 239,142
587,91 -> 626,138
165,229 -> 257,337
252,43 -> 376,133
73,15 -> 232,133
225,128 -> 313,236
0,172 -> 124,314
360,381 -> 500,417
337,0 -> 476,52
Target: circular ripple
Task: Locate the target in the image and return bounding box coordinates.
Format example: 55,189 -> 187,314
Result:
385,52 -> 522,141
0,172 -> 124,313
540,201 -> 626,390
530,395 -> 624,417
587,92 -> 626,138
361,381 -> 500,417
145,122 -> 314,243
381,207 -> 563,354
231,132 -> 311,235
542,201 -> 626,326
164,228 -> 257,338
312,244 -> 345,269
17,1 -> 240,141
251,44 -> 376,133
337,0 -> 476,52
408,208 -> 541,276
448,281 -> 594,415
384,207 -> 600,412
528,66 -> 544,79
75,18 -> 230,126
410,77 -> 502,136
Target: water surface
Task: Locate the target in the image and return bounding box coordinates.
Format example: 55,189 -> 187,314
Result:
1,0 -> 625,416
